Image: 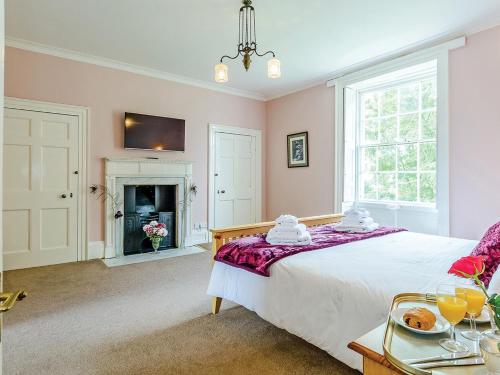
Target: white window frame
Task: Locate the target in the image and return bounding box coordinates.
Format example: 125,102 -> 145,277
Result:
331,37 -> 465,236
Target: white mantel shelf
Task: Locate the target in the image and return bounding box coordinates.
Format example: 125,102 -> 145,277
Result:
105,157 -> 194,163
105,158 -> 193,177
104,158 -> 193,259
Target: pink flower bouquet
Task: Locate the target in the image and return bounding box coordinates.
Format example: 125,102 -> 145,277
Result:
143,221 -> 168,253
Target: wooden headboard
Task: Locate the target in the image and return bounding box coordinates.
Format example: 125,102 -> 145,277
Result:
209,213 -> 343,314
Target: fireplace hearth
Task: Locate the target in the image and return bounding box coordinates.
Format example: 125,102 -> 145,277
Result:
123,185 -> 176,255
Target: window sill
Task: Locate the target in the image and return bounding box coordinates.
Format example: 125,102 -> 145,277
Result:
349,200 -> 437,213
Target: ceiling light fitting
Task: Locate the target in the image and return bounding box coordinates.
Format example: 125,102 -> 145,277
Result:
215,0 -> 281,83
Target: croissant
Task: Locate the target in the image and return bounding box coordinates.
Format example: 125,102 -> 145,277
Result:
403,307 -> 436,331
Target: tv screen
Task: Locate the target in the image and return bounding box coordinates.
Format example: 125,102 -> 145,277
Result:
124,112 -> 185,151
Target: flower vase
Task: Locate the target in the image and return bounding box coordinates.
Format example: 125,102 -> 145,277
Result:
151,237 -> 161,254
489,304 -> 500,331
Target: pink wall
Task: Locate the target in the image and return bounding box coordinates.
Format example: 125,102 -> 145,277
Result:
6,24 -> 500,243
265,85 -> 334,219
449,25 -> 500,239
5,47 -> 266,241
266,25 -> 500,240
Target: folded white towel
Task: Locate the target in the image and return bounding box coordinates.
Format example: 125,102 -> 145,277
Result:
334,222 -> 379,233
341,216 -> 374,226
336,206 -> 379,232
275,214 -> 299,227
270,223 -> 307,236
343,208 -> 370,219
267,227 -> 307,241
266,216 -> 311,245
267,231 -> 311,246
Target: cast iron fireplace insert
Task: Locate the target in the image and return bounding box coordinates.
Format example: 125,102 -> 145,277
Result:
123,185 -> 176,255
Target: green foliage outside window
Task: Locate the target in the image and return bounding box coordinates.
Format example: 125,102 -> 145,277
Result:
359,77 -> 437,204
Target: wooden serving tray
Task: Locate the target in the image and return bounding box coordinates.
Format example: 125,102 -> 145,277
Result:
383,293 -> 488,375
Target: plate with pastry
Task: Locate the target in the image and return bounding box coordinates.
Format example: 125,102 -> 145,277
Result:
391,307 -> 450,335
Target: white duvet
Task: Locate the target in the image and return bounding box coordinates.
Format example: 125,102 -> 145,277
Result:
207,231 -> 478,371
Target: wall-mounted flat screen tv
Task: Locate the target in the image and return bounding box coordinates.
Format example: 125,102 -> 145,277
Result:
124,112 -> 185,151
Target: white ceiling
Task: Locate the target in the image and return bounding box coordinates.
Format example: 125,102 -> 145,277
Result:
6,0 -> 500,100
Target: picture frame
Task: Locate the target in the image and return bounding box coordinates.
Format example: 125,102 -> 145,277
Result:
287,131 -> 309,168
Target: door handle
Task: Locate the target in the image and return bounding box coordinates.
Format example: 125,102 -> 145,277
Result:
61,194 -> 67,198
0,290 -> 27,312
220,190 -> 226,194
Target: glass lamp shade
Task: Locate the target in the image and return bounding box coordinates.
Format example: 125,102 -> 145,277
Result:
267,58 -> 281,79
214,63 -> 229,83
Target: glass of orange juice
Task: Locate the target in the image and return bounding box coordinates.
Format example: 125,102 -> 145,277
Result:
437,284 -> 469,352
456,279 -> 486,340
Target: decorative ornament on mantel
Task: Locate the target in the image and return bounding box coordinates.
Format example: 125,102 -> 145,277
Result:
214,0 -> 281,83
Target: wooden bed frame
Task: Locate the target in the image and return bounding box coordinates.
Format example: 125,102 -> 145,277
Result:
210,213 -> 343,314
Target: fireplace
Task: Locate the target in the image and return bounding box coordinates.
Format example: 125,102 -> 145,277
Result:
123,185 -> 176,255
104,158 -> 193,259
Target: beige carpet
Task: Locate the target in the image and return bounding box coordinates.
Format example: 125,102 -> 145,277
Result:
196,242 -> 212,251
4,252 -> 359,375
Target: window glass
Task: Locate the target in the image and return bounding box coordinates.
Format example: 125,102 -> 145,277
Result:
358,76 -> 437,205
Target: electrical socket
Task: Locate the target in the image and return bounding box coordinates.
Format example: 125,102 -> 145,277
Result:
193,222 -> 207,231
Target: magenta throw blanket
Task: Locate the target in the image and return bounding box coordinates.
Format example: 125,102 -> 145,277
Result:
214,225 -> 406,276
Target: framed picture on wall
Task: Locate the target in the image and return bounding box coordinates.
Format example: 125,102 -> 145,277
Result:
287,131 -> 309,168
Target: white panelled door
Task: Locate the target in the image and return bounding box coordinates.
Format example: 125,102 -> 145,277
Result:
214,132 -> 256,227
3,108 -> 79,270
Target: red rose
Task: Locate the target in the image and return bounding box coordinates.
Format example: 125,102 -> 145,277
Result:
448,256 -> 486,277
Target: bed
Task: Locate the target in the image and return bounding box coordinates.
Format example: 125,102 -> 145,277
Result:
207,214 -> 478,371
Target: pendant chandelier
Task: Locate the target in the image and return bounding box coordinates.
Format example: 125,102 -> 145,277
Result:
214,0 -> 281,83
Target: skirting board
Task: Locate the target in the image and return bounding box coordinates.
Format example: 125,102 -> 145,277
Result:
88,241 -> 105,260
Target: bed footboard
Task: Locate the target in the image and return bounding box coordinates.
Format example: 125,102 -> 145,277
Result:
209,213 -> 343,314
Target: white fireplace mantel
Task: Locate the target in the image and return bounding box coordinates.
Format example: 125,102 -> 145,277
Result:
104,158 -> 193,258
